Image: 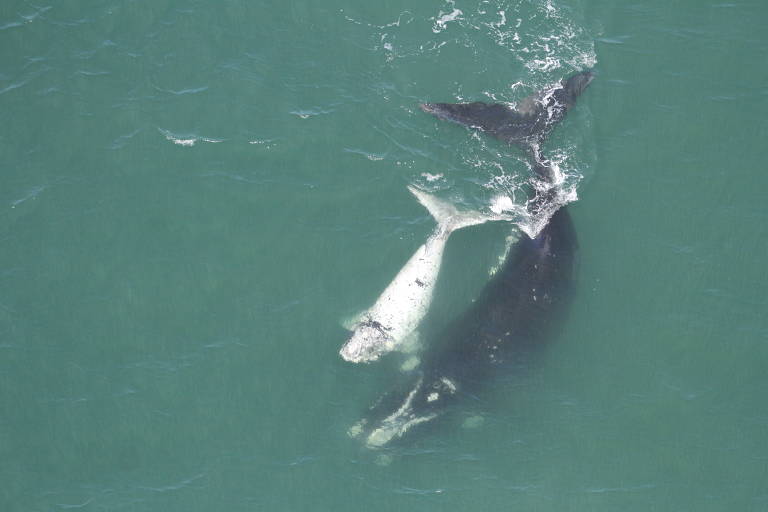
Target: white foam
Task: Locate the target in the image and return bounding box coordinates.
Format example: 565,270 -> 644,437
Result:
344,148 -> 385,161
249,138 -> 278,149
421,172 -> 444,182
159,129 -> 224,147
480,143 -> 582,238
167,136 -> 195,147
432,1 -> 463,33
497,10 -> 506,27
490,194 -> 515,215
290,107 -> 333,118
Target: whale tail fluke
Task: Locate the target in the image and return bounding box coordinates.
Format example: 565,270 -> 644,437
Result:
420,70 -> 594,156
407,185 -> 511,236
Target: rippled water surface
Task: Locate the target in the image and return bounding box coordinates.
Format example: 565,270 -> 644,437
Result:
2,1 -> 767,510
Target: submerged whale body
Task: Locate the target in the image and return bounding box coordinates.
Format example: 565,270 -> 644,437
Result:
352,206 -> 577,447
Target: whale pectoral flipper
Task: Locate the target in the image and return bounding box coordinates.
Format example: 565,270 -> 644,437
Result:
401,329 -> 421,354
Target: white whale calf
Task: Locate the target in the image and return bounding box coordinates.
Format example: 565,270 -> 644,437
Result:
340,186 -> 510,364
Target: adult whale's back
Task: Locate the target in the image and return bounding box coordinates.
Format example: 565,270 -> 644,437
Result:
355,206 -> 578,447
430,207 -> 576,377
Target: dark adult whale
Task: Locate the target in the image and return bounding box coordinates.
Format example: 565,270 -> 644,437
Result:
349,71 -> 592,447
350,203 -> 578,447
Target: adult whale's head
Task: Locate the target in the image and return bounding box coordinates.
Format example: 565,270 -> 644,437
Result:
348,370 -> 461,448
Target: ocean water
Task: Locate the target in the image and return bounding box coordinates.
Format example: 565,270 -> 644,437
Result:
2,0 -> 767,510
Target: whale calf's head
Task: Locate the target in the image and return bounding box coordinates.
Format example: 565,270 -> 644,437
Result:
339,322 -> 393,363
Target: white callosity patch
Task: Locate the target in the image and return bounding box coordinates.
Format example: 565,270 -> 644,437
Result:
363,375 -> 458,448
340,186 -> 511,363
365,377 -> 438,448
439,377 -> 457,393
367,412 -> 436,448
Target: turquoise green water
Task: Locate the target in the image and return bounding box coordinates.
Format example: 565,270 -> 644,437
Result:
2,0 -> 767,510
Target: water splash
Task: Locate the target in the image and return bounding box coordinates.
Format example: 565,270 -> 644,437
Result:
158,128 -> 223,147
341,1 -> 595,238
444,1 -> 596,237
432,1 -> 464,33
